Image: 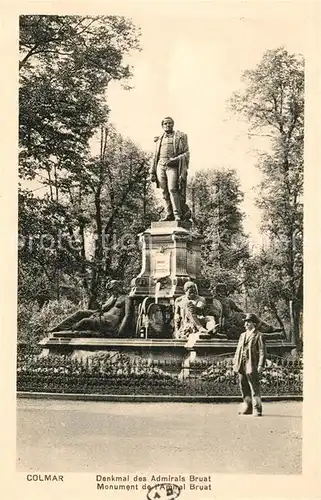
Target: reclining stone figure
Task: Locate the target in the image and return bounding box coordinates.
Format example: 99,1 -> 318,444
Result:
50,280 -> 133,337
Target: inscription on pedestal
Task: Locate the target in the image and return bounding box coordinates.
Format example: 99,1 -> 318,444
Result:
154,251 -> 171,277
131,222 -> 210,300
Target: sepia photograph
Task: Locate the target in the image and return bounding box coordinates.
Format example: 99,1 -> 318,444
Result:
2,0 -> 320,499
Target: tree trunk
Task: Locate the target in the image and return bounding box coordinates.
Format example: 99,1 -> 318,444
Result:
53,163 -> 59,201
292,300 -> 301,347
88,190 -> 103,309
88,267 -> 99,309
270,302 -> 285,331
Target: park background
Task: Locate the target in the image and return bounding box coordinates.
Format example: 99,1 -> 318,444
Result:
17,4 -> 306,351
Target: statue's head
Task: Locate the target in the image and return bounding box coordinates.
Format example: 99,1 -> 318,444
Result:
161,116 -> 174,133
215,283 -> 227,296
184,281 -> 198,299
107,280 -> 123,294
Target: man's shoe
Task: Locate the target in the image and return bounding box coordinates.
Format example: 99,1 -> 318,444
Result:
238,409 -> 253,415
252,411 -> 262,417
238,402 -> 252,415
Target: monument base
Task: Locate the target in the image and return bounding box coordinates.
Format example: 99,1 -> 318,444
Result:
130,221 -> 212,299
129,220 -> 214,338
39,335 -> 296,363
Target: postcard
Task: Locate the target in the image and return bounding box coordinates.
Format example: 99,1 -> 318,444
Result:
1,1 -> 321,499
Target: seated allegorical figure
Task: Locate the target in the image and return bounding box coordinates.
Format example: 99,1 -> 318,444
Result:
174,281 -> 223,349
214,283 -> 244,338
50,280 -> 133,337
215,283 -> 285,339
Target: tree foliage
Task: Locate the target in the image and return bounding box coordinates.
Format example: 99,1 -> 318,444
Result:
188,168 -> 249,295
18,15 -> 159,310
230,47 -> 304,343
19,15 -> 141,180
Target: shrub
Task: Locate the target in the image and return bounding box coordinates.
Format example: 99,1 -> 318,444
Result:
17,351 -> 303,396
18,298 -> 81,349
200,356 -> 302,395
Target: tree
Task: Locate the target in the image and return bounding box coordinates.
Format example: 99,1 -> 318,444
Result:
74,125 -> 159,308
230,47 -> 304,345
18,187 -> 89,306
19,15 -> 141,182
18,126 -> 159,308
242,246 -> 290,331
188,168 -> 249,296
18,16 -> 161,309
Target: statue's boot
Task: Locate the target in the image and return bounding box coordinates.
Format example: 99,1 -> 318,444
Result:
161,213 -> 174,221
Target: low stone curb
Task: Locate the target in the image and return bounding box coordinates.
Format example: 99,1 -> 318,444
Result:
17,391 -> 303,403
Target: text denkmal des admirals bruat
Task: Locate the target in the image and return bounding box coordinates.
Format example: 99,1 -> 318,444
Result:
96,474 -> 212,491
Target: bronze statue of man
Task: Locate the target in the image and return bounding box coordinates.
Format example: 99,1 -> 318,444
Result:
150,117 -> 191,221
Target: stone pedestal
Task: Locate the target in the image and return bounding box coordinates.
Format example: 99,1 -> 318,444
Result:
130,221 -> 212,303
37,219 -> 295,367
38,336 -> 296,365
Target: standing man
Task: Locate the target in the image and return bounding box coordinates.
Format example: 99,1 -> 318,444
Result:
151,117 -> 190,221
233,313 -> 266,416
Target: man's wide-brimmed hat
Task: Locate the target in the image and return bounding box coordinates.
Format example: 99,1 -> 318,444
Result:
244,313 -> 260,325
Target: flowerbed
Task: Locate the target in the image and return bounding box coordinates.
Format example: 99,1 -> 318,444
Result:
17,352 -> 303,396
17,352 -> 182,395
199,356 -> 303,395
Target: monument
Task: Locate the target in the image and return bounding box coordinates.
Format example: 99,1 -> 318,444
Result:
129,219 -> 215,339
39,117 -> 290,363
130,116 -> 217,341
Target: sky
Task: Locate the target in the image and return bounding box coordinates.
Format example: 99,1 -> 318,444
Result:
19,2 -> 310,246
102,1 -> 309,245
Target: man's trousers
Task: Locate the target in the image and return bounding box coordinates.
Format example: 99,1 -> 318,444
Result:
239,368 -> 262,414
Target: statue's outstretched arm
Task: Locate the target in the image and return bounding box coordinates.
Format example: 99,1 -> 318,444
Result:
101,296 -> 116,313
230,299 -> 243,313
